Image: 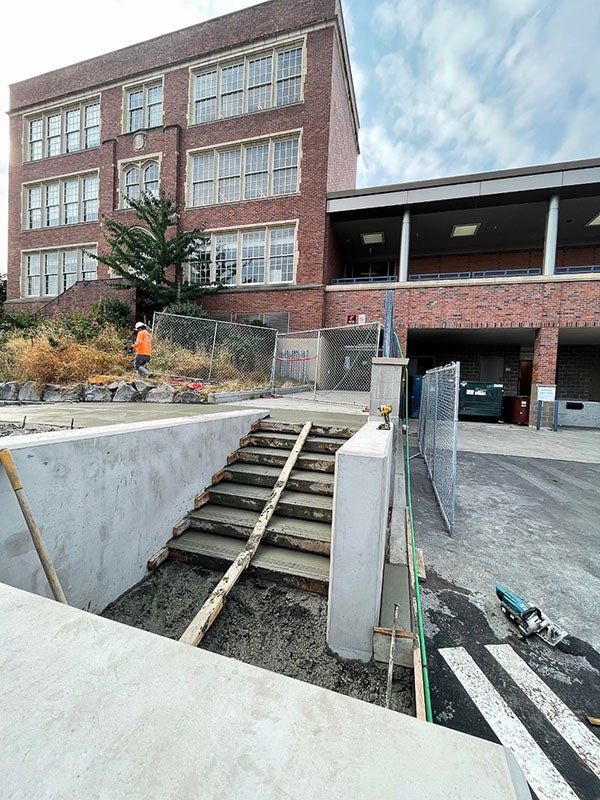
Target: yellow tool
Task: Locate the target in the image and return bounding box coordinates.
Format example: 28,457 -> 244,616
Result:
378,405 -> 392,429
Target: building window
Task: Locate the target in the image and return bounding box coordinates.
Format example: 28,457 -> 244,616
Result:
191,43 -> 304,124
24,173 -> 99,229
21,246 -> 97,298
126,81 -> 163,132
189,135 -> 299,207
121,160 -> 160,206
25,100 -> 100,161
188,225 -> 296,287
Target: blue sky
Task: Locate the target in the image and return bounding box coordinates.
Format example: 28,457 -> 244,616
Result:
1,0 -> 600,274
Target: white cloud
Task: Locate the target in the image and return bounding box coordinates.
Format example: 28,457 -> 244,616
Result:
355,0 -> 600,188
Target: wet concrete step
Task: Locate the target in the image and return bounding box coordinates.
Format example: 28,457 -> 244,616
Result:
257,420 -> 358,439
208,482 -> 333,523
248,431 -> 345,455
168,530 -> 330,595
187,505 -> 331,555
222,462 -> 334,496
237,446 -> 336,473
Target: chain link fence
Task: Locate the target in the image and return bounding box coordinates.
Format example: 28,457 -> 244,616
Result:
151,312 -> 277,387
418,362 -> 460,537
272,322 -> 382,399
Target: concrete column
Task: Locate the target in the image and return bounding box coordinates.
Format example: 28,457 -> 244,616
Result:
398,208 -> 411,282
369,357 -> 408,424
542,194 -> 560,276
529,326 -> 559,426
327,423 -> 393,661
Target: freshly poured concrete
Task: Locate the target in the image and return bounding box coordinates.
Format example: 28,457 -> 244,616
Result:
0,583 -> 529,800
327,422 -> 392,661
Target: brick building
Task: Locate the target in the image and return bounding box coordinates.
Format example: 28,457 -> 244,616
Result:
5,0 -> 600,419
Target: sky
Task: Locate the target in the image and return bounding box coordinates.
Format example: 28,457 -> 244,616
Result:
1,0 -> 600,275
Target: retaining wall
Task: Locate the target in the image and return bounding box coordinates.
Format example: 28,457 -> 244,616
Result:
0,410 -> 265,612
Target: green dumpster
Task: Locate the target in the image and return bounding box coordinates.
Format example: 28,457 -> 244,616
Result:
458,382 -> 503,420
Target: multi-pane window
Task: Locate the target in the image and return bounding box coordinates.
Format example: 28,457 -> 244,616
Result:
21,247 -> 97,298
188,225 -> 296,286
192,43 -> 303,124
269,226 -> 295,282
126,81 -> 163,132
241,230 -> 265,283
215,233 -> 238,284
121,160 -> 160,206
25,101 -> 100,161
24,173 -> 99,229
189,135 -> 299,207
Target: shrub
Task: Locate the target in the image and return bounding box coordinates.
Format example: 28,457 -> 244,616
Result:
91,298 -> 132,329
162,302 -> 207,319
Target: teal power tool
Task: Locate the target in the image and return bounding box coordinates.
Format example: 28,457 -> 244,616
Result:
496,585 -> 567,646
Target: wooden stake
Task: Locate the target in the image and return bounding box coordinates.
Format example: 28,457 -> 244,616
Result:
0,449 -> 68,604
179,421 -> 313,647
406,507 -> 426,720
385,603 -> 399,709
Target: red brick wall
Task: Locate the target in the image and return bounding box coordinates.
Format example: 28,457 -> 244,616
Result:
326,35 -> 358,191
324,277 -> 600,331
202,286 -> 325,332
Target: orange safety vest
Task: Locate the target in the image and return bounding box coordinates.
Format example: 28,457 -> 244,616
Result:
133,329 -> 152,356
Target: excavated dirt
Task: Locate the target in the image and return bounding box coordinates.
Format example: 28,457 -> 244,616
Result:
102,560 -> 415,715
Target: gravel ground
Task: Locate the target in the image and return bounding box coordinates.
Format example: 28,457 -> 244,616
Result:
102,560 -> 415,715
0,422 -> 67,437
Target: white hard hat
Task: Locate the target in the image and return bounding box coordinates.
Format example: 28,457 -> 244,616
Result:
135,322 -> 145,329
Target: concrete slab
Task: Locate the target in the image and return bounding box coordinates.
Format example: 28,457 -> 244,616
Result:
0,582 -> 529,800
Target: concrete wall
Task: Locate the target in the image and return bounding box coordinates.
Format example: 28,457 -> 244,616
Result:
0,410 -> 264,612
558,399 -> 600,427
327,422 -> 392,661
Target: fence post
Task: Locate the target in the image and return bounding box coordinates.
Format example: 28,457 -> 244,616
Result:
269,333 -> 279,394
207,320 -> 219,384
313,330 -> 322,399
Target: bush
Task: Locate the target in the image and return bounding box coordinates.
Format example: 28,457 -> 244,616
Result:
162,302 -> 207,319
91,298 -> 132,329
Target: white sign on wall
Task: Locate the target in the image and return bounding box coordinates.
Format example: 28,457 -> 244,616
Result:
357,314 -> 366,325
537,385 -> 556,402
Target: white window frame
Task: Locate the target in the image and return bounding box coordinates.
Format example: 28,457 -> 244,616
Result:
118,157 -> 161,207
187,223 -> 297,288
20,245 -> 97,298
188,133 -> 300,207
190,41 -> 305,125
24,99 -> 100,162
124,79 -> 163,133
23,172 -> 99,230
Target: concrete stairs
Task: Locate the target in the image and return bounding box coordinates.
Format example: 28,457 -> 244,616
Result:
167,419 -> 358,594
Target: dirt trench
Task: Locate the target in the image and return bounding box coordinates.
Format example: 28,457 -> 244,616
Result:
102,560 -> 415,715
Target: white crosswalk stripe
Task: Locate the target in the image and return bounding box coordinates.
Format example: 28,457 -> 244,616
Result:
439,646 -> 580,800
487,644 -> 600,780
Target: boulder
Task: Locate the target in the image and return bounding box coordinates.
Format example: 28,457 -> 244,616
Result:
43,384 -> 84,403
145,382 -> 176,404
175,390 -> 206,404
0,382 -> 22,401
133,380 -> 155,398
84,385 -> 112,403
112,382 -> 141,403
18,381 -> 45,402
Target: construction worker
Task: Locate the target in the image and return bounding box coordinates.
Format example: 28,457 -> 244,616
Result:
132,322 -> 153,378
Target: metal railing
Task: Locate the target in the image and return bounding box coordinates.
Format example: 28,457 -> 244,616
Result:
418,362 -> 460,537
273,322 -> 382,399
151,312 -> 277,387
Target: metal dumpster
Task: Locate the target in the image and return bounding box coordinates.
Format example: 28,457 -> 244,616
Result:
458,382 -> 503,420
502,395 -> 530,425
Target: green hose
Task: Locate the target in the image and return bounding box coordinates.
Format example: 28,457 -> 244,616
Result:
395,332 -> 433,722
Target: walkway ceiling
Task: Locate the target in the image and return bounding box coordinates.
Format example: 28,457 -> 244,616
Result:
407,326 -> 600,349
